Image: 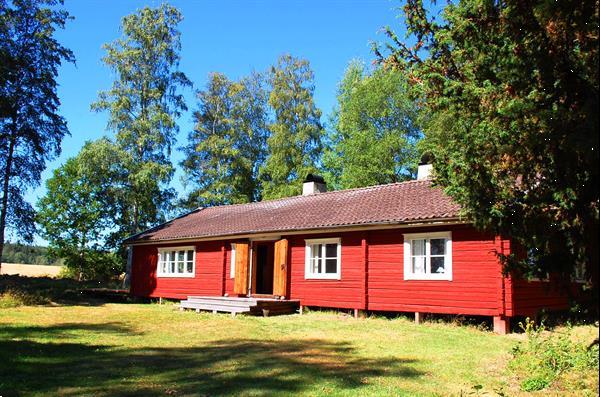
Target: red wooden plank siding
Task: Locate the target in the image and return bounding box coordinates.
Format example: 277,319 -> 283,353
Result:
288,233 -> 364,309
129,223 -> 576,318
366,225 -> 505,316
511,279 -> 572,317
131,241 -> 223,299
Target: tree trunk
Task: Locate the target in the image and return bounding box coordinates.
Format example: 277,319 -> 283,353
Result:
0,133 -> 16,272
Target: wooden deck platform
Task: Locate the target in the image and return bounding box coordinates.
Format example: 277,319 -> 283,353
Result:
179,296 -> 300,316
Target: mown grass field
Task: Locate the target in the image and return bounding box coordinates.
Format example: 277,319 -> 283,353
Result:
0,277 -> 597,396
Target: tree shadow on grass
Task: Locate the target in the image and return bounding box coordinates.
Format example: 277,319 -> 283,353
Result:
0,323 -> 423,396
0,275 -> 131,307
0,321 -> 140,340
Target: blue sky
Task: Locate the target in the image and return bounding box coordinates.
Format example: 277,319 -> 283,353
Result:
25,0 -> 405,242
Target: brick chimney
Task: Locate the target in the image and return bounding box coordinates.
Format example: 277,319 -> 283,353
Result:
302,174 -> 327,195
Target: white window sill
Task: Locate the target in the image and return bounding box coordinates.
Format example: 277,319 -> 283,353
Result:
157,273 -> 195,278
305,274 -> 341,280
404,274 -> 452,281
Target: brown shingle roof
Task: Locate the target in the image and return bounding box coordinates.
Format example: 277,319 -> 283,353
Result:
125,180 -> 462,244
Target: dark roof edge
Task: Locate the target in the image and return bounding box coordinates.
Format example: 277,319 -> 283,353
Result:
123,216 -> 467,246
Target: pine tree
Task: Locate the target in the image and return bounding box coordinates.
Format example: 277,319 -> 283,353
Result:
375,0 -> 599,283
260,54 -> 323,199
0,0 -> 74,267
181,72 -> 268,208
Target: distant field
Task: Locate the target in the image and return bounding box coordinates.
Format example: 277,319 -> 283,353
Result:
0,263 -> 62,277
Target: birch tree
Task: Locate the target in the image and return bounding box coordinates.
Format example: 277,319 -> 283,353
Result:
92,4 -> 190,240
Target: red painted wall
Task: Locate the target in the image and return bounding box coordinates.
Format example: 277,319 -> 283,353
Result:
131,241 -> 225,299
365,226 -> 506,316
129,224 -> 575,318
287,232 -> 365,309
508,278 -> 578,317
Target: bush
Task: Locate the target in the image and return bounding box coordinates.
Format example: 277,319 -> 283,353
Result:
510,318 -> 599,392
59,249 -> 125,281
0,288 -> 49,308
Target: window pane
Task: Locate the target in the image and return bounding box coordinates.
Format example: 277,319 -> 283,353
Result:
412,239 -> 425,256
313,258 -> 322,274
187,250 -> 194,261
325,243 -> 337,258
431,256 -> 445,273
412,256 -> 426,274
178,251 -> 185,262
430,239 -> 446,256
186,261 -> 193,273
325,258 -> 337,273
170,260 -> 175,273
178,262 -> 184,273
169,252 -> 175,261
311,244 -> 322,260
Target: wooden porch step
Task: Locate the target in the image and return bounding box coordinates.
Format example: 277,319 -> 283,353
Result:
180,296 -> 300,316
180,301 -> 252,314
183,298 -> 256,309
187,296 -> 260,303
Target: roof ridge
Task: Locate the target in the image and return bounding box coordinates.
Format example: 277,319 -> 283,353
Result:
202,179 -> 431,210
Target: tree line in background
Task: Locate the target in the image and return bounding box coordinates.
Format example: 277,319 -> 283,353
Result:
1,0 -> 597,289
1,243 -> 62,266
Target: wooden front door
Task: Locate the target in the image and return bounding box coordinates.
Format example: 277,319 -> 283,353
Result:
234,242 -> 250,295
272,239 -> 289,297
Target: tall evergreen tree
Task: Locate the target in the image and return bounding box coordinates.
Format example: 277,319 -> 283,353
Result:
260,54 -> 323,199
181,71 -> 268,208
323,61 -> 421,189
375,0 -> 599,284
92,4 -> 190,240
0,0 -> 74,268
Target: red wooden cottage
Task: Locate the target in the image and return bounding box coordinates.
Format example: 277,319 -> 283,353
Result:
124,168 -> 575,334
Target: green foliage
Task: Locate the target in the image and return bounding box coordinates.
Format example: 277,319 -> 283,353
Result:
0,287 -> 48,307
36,148 -> 124,280
1,243 -> 61,266
181,72 -> 269,208
323,61 -> 421,189
509,318 -> 599,391
91,4 -> 190,238
260,54 -> 324,199
0,0 -> 74,263
375,1 -> 599,282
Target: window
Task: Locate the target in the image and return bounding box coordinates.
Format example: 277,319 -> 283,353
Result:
230,243 -> 236,278
573,262 -> 587,283
157,247 -> 195,277
305,238 -> 341,279
403,232 -> 452,280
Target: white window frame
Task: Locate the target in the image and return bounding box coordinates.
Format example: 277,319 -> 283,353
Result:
572,262 -> 587,283
304,238 -> 342,280
230,243 -> 236,279
157,246 -> 196,278
403,232 -> 452,281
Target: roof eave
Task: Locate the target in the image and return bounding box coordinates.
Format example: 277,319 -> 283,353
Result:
123,216 -> 466,247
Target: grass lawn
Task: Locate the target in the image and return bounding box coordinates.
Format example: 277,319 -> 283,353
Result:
0,288 -> 597,396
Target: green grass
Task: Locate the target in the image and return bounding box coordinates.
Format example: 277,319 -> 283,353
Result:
0,276 -> 597,396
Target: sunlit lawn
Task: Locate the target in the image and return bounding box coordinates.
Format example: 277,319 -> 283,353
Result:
0,298 -> 596,396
